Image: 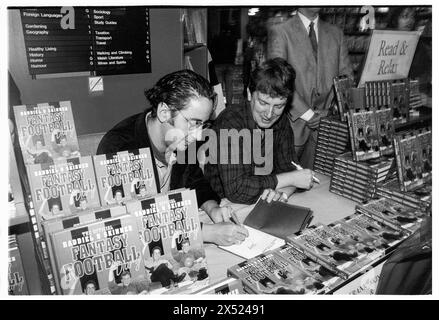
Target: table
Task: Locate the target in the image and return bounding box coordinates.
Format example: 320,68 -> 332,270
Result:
200,173 -> 359,283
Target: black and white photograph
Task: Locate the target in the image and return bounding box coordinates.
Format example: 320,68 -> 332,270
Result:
3,0 -> 435,302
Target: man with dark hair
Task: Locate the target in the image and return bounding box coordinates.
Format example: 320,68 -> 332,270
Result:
268,7 -> 353,169
205,58 -> 315,205
97,69 -> 248,246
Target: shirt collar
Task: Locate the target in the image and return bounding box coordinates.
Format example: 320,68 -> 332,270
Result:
298,11 -> 319,30
143,111 -> 169,165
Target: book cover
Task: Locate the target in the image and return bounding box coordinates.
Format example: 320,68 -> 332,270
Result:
227,258 -> 282,294
42,205 -> 127,294
343,213 -> 408,252
49,214 -> 145,295
8,236 -> 29,295
417,130 -> 432,181
328,220 -> 385,258
228,252 -> 323,294
126,189 -> 209,294
390,79 -> 410,124
273,244 -> 343,291
27,156 -> 100,241
93,148 -> 158,206
375,108 -> 395,156
13,101 -> 80,165
393,133 -> 424,191
347,110 -> 380,161
357,198 -> 425,233
333,76 -> 355,121
311,223 -> 383,275
286,229 -> 350,280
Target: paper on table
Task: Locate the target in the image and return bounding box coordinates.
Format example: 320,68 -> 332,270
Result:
219,226 -> 285,260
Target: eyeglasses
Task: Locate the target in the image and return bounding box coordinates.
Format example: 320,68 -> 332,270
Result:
174,109 -> 212,130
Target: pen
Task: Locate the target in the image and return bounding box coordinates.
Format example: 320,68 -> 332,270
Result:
291,161 -> 320,184
230,210 -> 242,226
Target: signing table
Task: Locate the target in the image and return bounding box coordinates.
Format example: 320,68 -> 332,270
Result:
200,173 -> 387,294
201,173 -> 358,281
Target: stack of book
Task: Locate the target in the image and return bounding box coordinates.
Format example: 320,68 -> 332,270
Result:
226,209 -> 410,295
8,235 -> 29,295
313,117 -> 350,176
409,79 -> 423,109
356,197 -> 427,234
329,152 -> 395,203
376,177 -> 432,213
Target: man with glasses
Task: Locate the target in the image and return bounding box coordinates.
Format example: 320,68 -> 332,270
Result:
205,58 -> 315,205
97,69 -> 248,246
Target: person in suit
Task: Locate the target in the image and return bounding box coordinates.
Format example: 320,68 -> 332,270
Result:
267,7 -> 353,168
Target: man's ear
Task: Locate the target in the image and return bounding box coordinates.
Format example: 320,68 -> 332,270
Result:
247,88 -> 252,102
157,102 -> 171,123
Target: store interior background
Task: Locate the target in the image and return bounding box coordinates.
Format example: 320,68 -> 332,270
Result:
8,6 -> 432,294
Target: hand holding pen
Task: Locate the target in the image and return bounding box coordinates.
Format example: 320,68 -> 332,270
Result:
291,160 -> 320,185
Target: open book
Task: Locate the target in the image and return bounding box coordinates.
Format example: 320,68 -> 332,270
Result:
219,199 -> 313,259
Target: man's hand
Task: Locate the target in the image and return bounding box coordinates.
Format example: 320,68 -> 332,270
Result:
202,222 -> 249,247
261,189 -> 288,203
307,112 -> 322,129
289,169 -> 315,190
208,206 -> 232,223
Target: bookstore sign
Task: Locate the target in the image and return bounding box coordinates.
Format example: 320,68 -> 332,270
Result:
358,30 -> 421,86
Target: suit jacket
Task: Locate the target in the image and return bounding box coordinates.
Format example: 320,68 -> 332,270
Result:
267,15 -> 353,146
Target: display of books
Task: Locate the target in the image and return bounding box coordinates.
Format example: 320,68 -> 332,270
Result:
364,80 -> 392,110
13,101 -> 80,166
356,198 -> 426,234
286,229 -> 352,280
26,156 -> 101,250
393,129 -> 429,192
125,189 -> 210,294
347,109 -> 381,161
49,214 -> 146,295
309,223 -> 384,275
93,148 -> 158,206
313,117 -> 350,176
329,152 -> 396,203
8,235 -> 29,295
273,244 -> 344,292
41,205 -> 127,294
342,213 -> 409,253
376,177 -> 431,212
227,251 -> 324,294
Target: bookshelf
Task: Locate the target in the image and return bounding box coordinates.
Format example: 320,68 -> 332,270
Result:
182,8 -> 209,79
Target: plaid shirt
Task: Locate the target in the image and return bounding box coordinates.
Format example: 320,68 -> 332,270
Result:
205,102 -> 298,204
